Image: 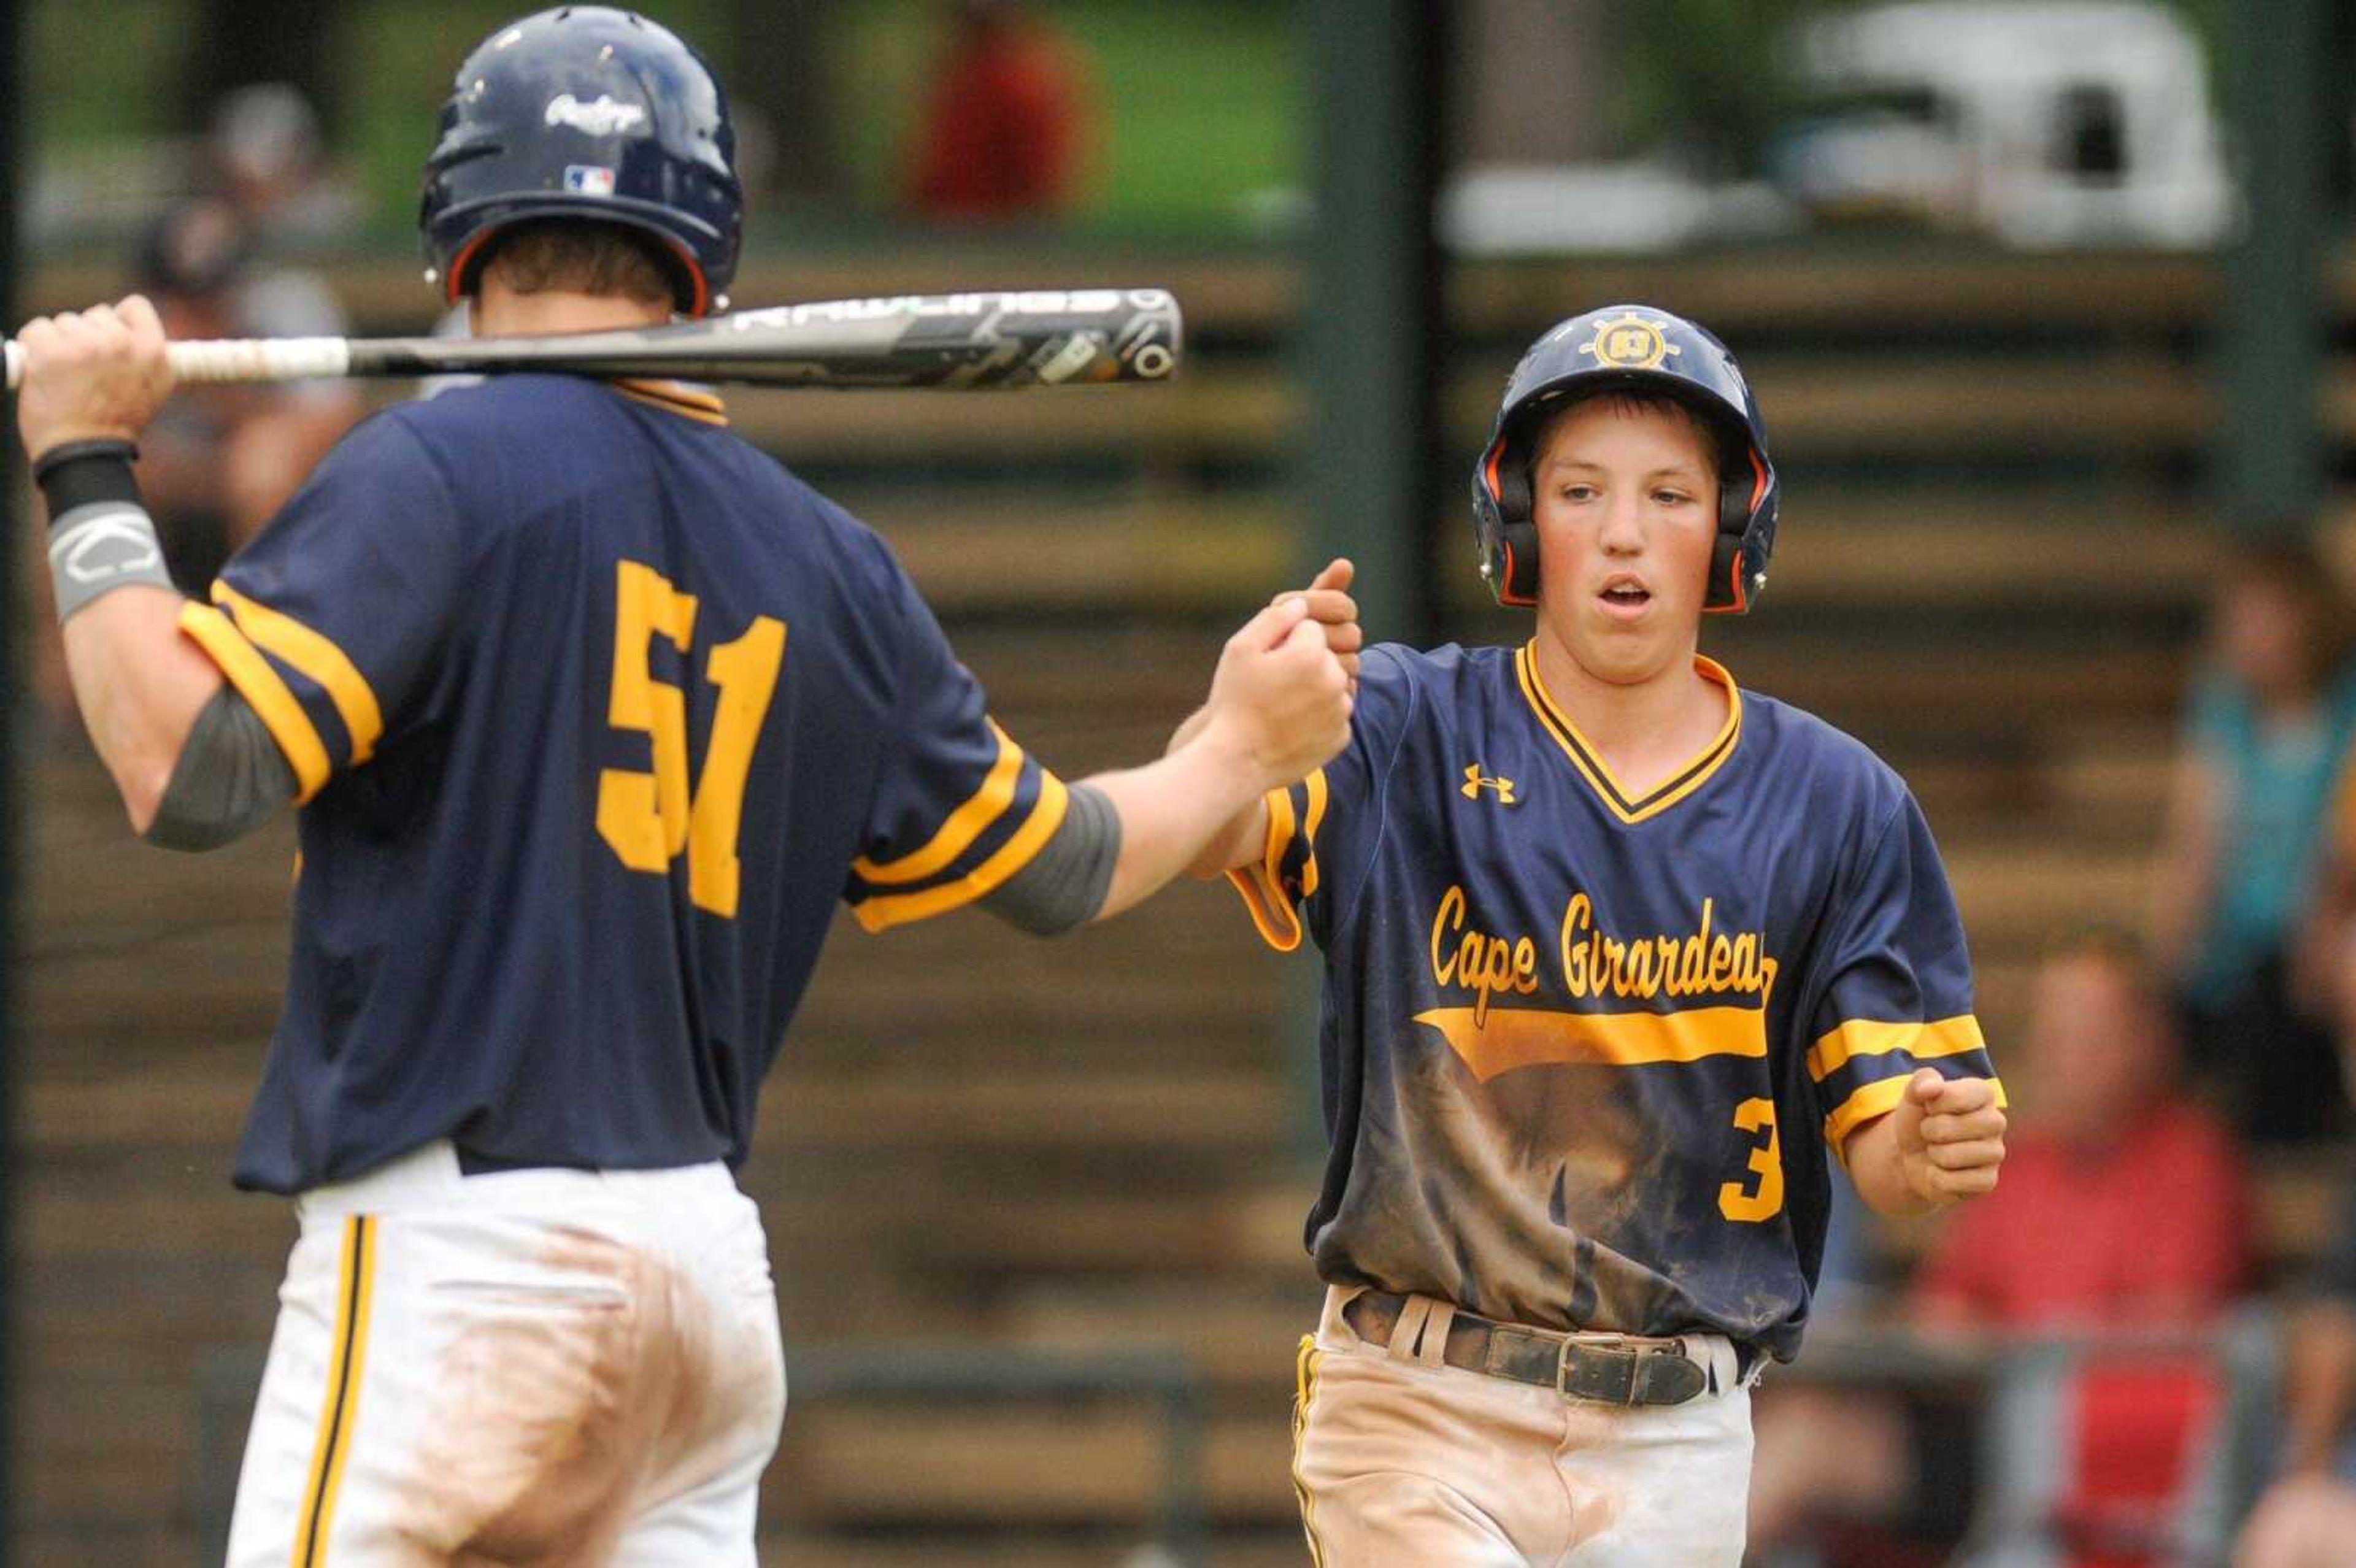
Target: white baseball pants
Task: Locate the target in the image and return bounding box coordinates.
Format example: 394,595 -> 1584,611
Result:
1290,1285 -> 1755,1566
223,1141 -> 787,1567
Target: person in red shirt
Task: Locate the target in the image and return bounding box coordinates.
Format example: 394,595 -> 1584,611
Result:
1748,929 -> 2249,1562
906,0 -> 1094,222
1913,937 -> 2247,1328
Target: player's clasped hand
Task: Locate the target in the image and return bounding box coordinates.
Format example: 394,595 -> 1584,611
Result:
1277,557 -> 1364,692
1202,591 -> 1356,793
1893,1067 -> 2008,1204
13,294 -> 175,464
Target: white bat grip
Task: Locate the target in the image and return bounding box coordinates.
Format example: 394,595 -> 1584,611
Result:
5,336 -> 352,391
169,337 -> 352,383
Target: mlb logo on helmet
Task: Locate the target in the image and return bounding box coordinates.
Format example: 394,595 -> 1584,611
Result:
564,166 -> 617,196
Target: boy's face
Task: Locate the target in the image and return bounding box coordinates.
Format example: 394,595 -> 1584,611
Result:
1530,396 -> 1719,686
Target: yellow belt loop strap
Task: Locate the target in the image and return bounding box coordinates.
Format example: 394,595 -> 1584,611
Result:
292,1215 -> 377,1567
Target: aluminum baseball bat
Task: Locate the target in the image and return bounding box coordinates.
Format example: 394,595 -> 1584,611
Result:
4,286 -> 1183,392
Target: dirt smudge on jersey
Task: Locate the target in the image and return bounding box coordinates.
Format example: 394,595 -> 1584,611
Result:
390,1225 -> 722,1566
1390,1044 -> 1655,1331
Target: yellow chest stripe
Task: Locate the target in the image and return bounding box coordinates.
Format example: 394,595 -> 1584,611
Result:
1414,1002 -> 1768,1082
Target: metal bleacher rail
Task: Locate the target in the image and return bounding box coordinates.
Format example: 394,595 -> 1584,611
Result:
1780,1310 -> 2287,1568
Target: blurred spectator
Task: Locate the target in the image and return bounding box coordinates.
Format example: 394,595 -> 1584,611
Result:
906,0 -> 1095,223
199,83 -> 368,356
129,198 -> 360,586
1749,931 -> 2249,1565
1913,931 -> 2248,1329
2149,540 -> 2356,1146
2231,917 -> 2356,1568
206,82 -> 364,252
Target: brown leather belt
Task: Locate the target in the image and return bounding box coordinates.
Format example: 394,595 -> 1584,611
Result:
1342,1290 -> 1731,1407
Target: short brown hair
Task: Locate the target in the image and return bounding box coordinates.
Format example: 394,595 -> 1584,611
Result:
476,219 -> 675,307
1522,386 -> 1731,491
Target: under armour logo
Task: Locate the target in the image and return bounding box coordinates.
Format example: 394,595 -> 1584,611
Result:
1461,764 -> 1517,804
545,93 -> 646,137
50,507 -> 163,585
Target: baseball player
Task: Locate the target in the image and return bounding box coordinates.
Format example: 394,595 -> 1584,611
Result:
16,9 -> 1355,1564
1191,304 -> 2009,1564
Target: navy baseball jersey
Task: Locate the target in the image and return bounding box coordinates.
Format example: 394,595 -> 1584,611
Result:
181,374 -> 1064,1193
1228,641 -> 2003,1360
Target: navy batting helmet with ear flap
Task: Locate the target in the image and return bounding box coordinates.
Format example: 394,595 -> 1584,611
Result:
420,7 -> 743,318
1471,304 -> 1778,613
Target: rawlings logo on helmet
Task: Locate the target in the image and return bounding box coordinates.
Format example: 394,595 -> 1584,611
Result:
544,93 -> 647,137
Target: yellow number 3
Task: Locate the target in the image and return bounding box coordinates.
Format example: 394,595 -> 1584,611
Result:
1717,1097 -> 1785,1223
596,559 -> 785,918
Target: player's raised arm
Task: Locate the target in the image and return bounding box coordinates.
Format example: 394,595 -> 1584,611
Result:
13,296 -> 260,837
1168,558 -> 1361,879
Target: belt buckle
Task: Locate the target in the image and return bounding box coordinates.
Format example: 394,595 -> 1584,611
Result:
1555,1328 -> 1668,1394
1553,1332 -> 1646,1404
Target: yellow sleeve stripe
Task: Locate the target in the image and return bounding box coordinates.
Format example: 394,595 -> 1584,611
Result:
1822,1071 -> 2011,1154
1822,1074 -> 1912,1151
1224,783 -> 1305,953
852,720 -> 1025,886
178,602 -> 332,803
1807,1013 -> 1986,1083
212,583 -> 385,766
1297,769 -> 1330,901
1268,783 -> 1298,891
852,771 -> 1071,932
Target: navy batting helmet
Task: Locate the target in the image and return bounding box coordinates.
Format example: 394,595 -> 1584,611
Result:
1471,304 -> 1777,613
420,7 -> 742,318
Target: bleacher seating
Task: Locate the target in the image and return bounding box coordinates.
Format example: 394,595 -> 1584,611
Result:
15,240 -> 2356,1564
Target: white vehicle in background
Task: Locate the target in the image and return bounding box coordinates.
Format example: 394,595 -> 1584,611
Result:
1438,158 -> 1800,256
1772,0 -> 2235,248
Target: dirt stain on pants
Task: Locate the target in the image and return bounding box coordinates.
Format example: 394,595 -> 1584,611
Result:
388,1226 -> 763,1566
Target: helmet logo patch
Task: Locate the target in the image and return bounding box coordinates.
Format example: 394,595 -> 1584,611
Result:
545,93 -> 646,137
1579,312 -> 1681,371
563,165 -> 618,196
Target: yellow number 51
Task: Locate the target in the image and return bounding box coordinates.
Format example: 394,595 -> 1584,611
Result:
596,559 -> 785,918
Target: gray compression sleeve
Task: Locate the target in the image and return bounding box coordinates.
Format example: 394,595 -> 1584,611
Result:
979,780 -> 1120,936
144,685 -> 299,851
